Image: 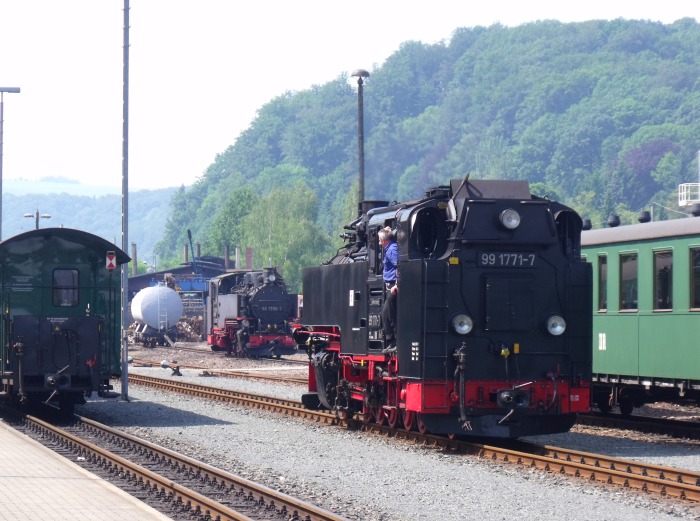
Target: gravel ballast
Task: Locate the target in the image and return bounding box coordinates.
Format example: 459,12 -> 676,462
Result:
76,349 -> 700,521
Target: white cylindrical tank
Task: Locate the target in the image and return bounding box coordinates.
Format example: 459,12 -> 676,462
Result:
131,286 -> 183,330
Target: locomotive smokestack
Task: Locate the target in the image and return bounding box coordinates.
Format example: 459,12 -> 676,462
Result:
225,245 -> 230,270
351,69 -> 370,216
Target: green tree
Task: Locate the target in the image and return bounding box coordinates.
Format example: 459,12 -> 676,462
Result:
239,182 -> 332,292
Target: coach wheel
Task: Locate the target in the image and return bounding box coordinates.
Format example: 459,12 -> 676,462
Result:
386,408 -> 400,429
416,414 -> 429,434
619,396 -> 634,416
402,410 -> 416,431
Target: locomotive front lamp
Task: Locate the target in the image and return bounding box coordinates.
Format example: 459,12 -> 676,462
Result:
546,315 -> 566,336
499,209 -> 521,230
451,314 -> 473,335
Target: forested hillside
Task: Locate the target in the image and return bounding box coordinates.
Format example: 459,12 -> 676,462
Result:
4,189 -> 176,272
156,18 -> 700,291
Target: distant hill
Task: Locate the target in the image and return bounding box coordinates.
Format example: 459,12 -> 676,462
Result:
2,185 -> 177,262
4,178 -> 120,197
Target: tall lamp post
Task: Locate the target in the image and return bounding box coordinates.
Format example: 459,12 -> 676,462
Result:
0,86 -> 21,241
351,69 -> 369,210
24,209 -> 51,229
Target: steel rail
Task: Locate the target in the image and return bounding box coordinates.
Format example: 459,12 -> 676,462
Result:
127,373 -> 700,503
24,414 -> 349,521
130,358 -> 308,384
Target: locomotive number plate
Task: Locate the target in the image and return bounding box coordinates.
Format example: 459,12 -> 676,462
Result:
478,252 -> 536,267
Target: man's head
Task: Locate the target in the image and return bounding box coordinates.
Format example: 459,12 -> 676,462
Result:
378,226 -> 393,244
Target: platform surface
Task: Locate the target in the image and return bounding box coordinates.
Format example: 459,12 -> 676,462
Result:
0,419 -> 171,520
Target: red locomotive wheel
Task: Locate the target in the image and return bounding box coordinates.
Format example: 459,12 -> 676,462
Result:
416,414 -> 429,434
362,402 -> 374,424
386,407 -> 400,428
373,407 -> 386,426
402,410 -> 416,431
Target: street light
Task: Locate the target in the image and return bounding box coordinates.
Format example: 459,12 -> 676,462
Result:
24,209 -> 51,229
351,69 -> 369,210
0,86 -> 21,241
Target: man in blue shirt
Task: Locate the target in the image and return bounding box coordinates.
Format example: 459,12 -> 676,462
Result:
379,227 -> 398,354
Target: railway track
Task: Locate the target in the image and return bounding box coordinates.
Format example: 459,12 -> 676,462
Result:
13,411 -> 349,521
130,355 -> 700,442
579,412 -> 700,440
128,374 -> 700,504
130,357 -> 308,384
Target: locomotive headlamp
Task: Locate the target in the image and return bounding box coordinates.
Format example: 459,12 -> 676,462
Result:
242,319 -> 250,327
451,314 -> 473,335
499,209 -> 521,230
546,315 -> 566,336
268,273 -> 276,283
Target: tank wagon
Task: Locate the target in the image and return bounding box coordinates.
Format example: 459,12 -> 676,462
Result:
131,285 -> 183,347
582,217 -> 700,414
206,267 -> 298,357
295,179 -> 592,438
0,228 -> 130,414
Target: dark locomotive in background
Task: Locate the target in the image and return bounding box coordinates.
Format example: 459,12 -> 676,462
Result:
0,228 -> 129,414
295,179 -> 592,438
206,267 -> 298,357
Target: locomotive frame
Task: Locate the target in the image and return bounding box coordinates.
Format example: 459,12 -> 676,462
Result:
206,267 -> 298,357
0,228 -> 130,414
296,179 -> 592,438
582,217 -> 700,414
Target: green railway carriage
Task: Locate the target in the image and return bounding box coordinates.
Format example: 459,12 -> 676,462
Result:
0,228 -> 130,414
581,218 -> 700,414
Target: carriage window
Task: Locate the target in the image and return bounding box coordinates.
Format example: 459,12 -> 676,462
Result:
619,252 -> 637,310
598,255 -> 607,311
653,250 -> 672,310
53,269 -> 79,307
691,249 -> 700,309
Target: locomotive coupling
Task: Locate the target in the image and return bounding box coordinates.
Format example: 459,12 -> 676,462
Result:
496,389 -> 530,409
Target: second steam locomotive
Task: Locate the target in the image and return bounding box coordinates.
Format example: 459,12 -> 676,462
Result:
206,267 -> 298,357
295,179 -> 592,438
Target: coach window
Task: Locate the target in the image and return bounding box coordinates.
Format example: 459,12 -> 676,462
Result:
598,254 -> 607,311
619,252 -> 637,311
691,248 -> 700,309
53,269 -> 79,307
653,250 -> 673,310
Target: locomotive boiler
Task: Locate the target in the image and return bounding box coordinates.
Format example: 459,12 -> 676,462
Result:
295,179 -> 592,438
206,267 -> 298,357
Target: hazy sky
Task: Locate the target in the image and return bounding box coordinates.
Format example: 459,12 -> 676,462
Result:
0,1 -> 696,192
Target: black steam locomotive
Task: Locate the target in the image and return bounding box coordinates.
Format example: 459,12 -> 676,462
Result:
206,267 -> 298,357
295,179 -> 592,438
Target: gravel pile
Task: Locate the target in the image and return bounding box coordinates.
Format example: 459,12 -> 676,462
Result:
76,345 -> 700,521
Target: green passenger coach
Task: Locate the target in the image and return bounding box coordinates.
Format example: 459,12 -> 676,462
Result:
581,217 -> 700,414
0,228 -> 130,414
